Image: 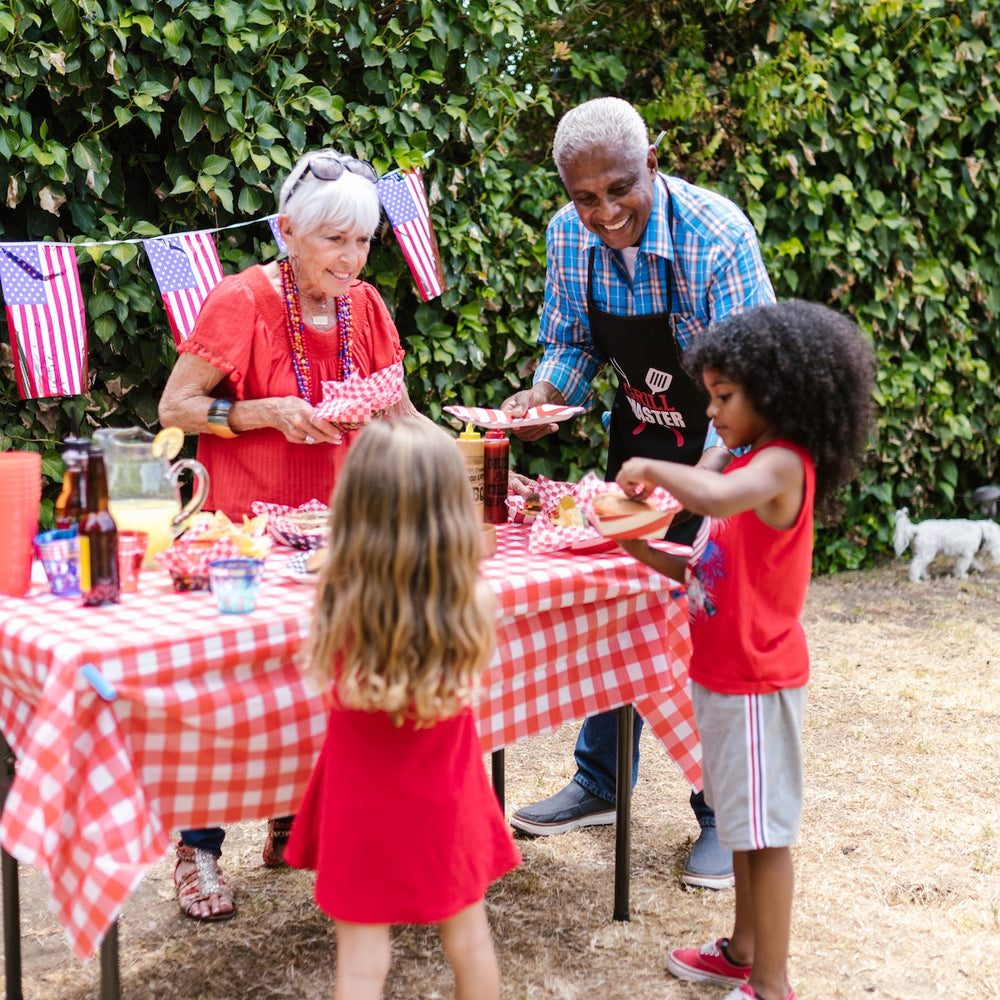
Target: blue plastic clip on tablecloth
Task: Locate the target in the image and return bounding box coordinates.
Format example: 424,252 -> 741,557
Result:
80,663 -> 118,701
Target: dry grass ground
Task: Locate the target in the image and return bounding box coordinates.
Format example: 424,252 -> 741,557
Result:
7,558 -> 1000,999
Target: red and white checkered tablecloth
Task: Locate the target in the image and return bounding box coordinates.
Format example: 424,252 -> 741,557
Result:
0,523 -> 697,961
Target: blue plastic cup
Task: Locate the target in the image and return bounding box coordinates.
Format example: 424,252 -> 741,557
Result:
208,558 -> 264,614
33,527 -> 81,597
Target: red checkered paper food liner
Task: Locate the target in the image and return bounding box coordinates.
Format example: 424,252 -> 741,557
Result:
156,512 -> 272,580
250,499 -> 330,550
314,361 -> 405,430
505,493 -> 538,524
527,473 -> 615,553
155,536 -> 242,579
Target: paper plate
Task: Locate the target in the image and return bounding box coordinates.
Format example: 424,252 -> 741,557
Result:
443,403 -> 586,429
566,535 -> 618,554
592,506 -> 676,540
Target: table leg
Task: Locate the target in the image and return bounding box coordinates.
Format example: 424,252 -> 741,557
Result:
613,705 -> 633,922
491,748 -> 505,813
99,921 -> 120,1000
0,731 -> 22,1000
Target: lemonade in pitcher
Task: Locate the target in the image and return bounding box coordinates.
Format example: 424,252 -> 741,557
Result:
108,497 -> 182,565
94,426 -> 208,568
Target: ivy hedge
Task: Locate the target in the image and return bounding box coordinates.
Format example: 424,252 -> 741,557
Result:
2,0 -> 997,571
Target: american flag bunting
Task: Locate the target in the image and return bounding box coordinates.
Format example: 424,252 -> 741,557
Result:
375,168 -> 445,301
143,231 -> 224,345
266,214 -> 288,254
0,242 -> 88,399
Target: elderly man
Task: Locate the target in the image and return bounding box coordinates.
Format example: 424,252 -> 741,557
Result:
502,96 -> 775,889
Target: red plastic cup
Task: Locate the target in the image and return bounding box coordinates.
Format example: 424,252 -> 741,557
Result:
117,531 -> 148,594
0,452 -> 42,596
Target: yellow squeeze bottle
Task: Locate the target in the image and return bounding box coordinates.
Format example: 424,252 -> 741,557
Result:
456,423 -> 485,518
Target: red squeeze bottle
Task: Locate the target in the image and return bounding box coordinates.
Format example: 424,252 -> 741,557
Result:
483,429 -> 509,524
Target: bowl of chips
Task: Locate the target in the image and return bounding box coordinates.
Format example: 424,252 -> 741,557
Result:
157,511 -> 271,591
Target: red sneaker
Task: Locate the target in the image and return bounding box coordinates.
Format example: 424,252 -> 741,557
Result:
666,938 -> 752,985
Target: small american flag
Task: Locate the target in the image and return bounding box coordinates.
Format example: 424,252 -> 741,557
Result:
0,243 -> 88,399
266,214 -> 288,254
143,231 -> 224,345
375,168 -> 445,301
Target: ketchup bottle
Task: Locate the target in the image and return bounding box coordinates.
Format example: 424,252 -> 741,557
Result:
483,429 -> 509,524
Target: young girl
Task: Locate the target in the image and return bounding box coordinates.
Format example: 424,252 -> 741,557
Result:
283,418 -> 521,1000
613,300 -> 875,1000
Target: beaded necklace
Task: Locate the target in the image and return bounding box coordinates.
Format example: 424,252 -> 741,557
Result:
279,258 -> 355,399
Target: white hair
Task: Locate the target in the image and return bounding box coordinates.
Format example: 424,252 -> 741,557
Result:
552,97 -> 652,177
278,149 -> 381,236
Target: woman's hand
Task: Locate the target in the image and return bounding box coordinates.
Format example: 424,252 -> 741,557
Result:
268,396 -> 343,446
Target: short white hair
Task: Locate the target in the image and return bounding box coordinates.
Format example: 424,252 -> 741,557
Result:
552,97 -> 651,177
278,149 -> 381,236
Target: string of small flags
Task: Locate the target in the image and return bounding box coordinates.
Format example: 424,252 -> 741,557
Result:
0,168 -> 442,400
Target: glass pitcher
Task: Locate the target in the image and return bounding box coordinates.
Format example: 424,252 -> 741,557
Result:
93,427 -> 209,565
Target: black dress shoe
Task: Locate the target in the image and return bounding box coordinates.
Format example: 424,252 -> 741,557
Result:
510,781 -> 615,836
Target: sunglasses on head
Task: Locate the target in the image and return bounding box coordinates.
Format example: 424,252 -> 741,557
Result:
285,153 -> 378,204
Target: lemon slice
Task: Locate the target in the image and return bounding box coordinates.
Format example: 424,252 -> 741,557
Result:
152,426 -> 185,460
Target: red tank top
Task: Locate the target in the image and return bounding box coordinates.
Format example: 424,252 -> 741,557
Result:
687,440 -> 815,694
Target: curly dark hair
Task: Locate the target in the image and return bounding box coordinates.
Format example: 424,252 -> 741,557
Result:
683,299 -> 876,521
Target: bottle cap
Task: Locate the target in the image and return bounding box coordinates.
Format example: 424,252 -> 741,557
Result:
485,428 -> 506,440
458,422 -> 482,441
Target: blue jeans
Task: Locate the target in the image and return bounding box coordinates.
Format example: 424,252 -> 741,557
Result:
572,507 -> 714,823
180,827 -> 225,857
573,709 -> 713,823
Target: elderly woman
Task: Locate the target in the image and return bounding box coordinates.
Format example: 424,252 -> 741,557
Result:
159,147 -> 427,921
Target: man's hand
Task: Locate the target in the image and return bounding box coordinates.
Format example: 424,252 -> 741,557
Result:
500,382 -> 565,442
507,470 -> 537,497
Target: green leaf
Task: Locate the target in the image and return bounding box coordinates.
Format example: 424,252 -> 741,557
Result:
201,154 -> 231,176
188,77 -> 212,106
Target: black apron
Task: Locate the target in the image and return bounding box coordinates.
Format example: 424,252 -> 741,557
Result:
586,185 -> 708,545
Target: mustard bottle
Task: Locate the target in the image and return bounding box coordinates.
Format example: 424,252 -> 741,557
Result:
456,423 -> 485,518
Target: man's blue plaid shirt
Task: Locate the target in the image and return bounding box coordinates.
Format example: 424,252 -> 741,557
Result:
535,173 -> 776,447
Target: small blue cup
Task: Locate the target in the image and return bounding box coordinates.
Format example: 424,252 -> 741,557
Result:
208,558 -> 264,614
33,527 -> 81,597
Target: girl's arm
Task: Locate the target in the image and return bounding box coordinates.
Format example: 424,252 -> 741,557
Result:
618,445 -> 805,529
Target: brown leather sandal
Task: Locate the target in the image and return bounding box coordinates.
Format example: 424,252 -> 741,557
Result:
261,816 -> 294,868
174,842 -> 237,921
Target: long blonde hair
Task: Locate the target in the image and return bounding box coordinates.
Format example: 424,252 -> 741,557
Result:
305,418 -> 495,723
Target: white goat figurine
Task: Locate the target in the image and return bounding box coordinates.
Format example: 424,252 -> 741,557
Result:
894,507 -> 1000,582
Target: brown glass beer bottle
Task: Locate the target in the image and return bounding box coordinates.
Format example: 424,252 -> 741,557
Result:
79,443 -> 120,606
54,437 -> 89,530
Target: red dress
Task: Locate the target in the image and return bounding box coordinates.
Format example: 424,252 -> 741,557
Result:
284,702 -> 521,925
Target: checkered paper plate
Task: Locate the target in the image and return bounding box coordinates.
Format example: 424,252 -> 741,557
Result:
314,361 -> 405,430
443,403 -> 586,429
